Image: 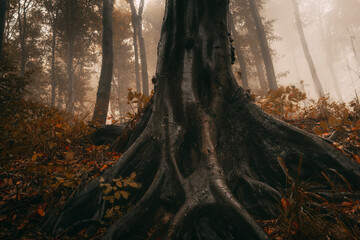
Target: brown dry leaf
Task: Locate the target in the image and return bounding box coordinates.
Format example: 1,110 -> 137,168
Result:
119,191 -> 129,199
65,151 -> 74,161
114,191 -> 121,200
128,182 -> 141,189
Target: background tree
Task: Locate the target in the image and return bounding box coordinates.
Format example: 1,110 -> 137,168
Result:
43,0 -> 59,106
229,13 -> 249,90
292,0 -> 324,98
230,0 -> 279,94
0,0 -> 6,56
42,0 -> 360,239
128,0 -> 149,95
128,0 -> 140,92
18,0 -> 31,77
110,8 -> 134,120
93,0 -> 114,124
55,0 -> 101,112
248,0 -> 277,90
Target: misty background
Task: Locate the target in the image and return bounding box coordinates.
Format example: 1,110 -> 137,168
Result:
2,0 -> 360,119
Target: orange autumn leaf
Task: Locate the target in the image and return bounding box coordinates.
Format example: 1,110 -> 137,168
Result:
31,153 -> 38,161
281,198 -> 291,212
36,206 -> 45,217
100,164 -> 108,171
353,154 -> 360,164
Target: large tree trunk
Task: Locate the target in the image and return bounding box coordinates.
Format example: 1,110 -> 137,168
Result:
65,0 -> 75,114
292,0 -> 324,98
0,0 -> 6,57
42,0 -> 360,239
248,0 -> 277,90
93,0 -> 114,124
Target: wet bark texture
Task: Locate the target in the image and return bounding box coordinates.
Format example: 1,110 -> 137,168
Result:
0,0 -> 6,56
292,0 -> 324,98
42,0 -> 360,239
93,0 -> 114,124
248,0 -> 277,90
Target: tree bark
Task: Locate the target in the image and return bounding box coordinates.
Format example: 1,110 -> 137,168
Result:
248,0 -> 277,90
292,0 -> 324,98
42,0 -> 360,239
0,0 -> 6,57
65,0 -> 75,114
93,0 -> 114,124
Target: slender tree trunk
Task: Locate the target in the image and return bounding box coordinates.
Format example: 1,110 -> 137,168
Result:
18,0 -> 28,77
249,37 -> 267,93
137,0 -> 149,96
65,0 -> 74,114
128,0 -> 149,95
326,40 -> 343,101
292,0 -> 324,98
0,0 -> 6,57
290,40 -> 301,83
350,36 -> 360,71
93,0 -> 114,124
318,19 -> 343,101
248,0 -> 277,90
117,77 -> 122,122
229,14 -> 249,89
129,1 -> 141,92
42,0 -> 360,239
50,12 -> 57,107
244,9 -> 268,93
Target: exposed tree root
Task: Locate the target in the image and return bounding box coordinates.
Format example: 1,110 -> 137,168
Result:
41,0 -> 360,238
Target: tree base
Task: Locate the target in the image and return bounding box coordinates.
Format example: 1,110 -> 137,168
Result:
41,88 -> 360,240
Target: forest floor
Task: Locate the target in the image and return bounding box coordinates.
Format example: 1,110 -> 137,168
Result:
1,84 -> 360,239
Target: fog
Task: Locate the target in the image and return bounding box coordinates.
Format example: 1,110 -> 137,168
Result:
121,0 -> 360,102
264,0 -> 360,101
3,0 -> 359,117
